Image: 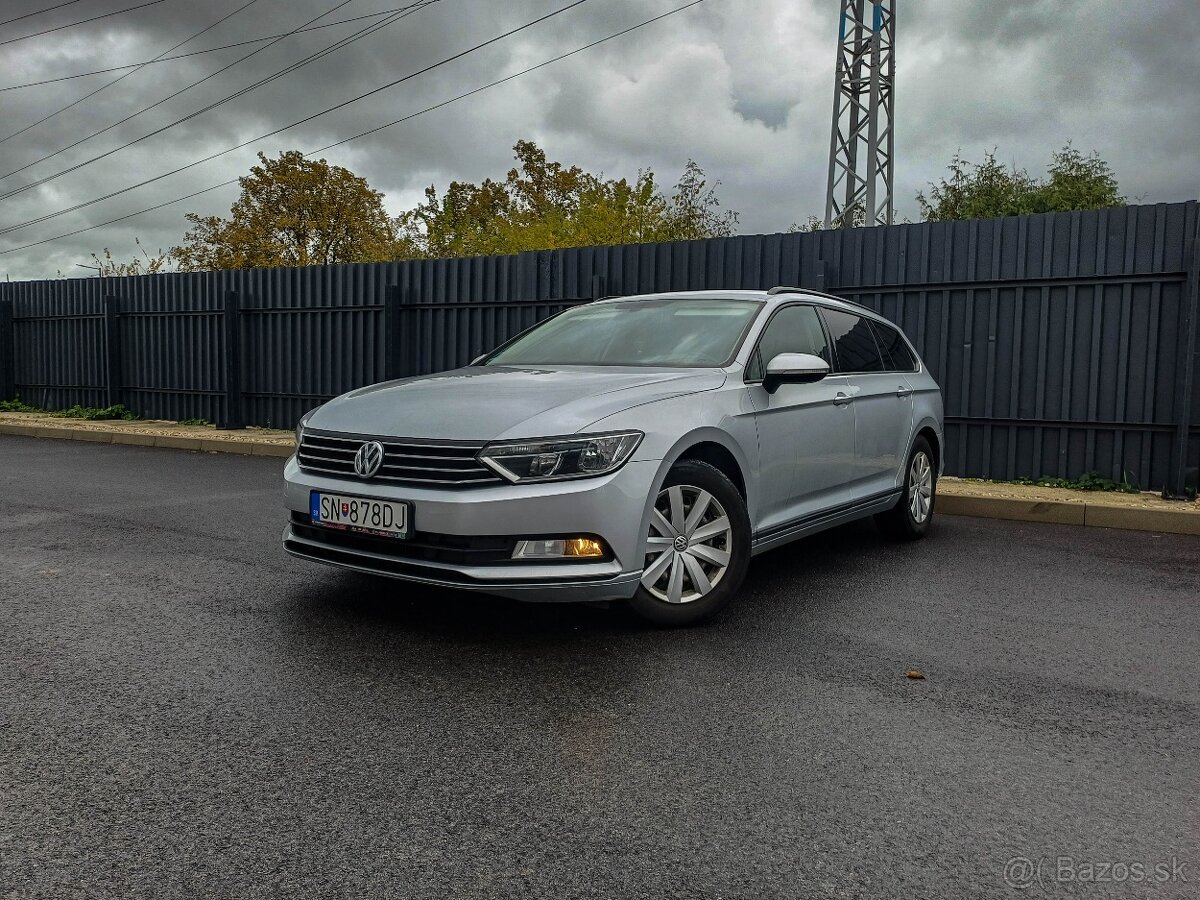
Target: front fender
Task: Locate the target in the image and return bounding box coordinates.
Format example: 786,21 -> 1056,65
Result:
584,385 -> 760,567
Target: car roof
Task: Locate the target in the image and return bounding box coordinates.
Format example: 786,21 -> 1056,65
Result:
592,288 -> 883,321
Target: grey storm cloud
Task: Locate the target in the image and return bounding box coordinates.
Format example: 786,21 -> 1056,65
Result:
0,0 -> 1195,279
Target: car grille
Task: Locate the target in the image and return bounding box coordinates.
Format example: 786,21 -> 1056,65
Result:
297,430 -> 503,487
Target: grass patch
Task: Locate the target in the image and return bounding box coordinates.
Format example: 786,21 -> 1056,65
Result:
55,404 -> 138,421
1,396 -> 137,420
964,471 -> 1140,494
177,417 -> 212,427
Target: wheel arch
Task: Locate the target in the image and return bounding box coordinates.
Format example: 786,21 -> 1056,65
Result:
914,421 -> 942,473
674,441 -> 747,500
635,429 -> 756,559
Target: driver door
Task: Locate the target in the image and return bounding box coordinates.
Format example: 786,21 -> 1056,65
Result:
746,304 -> 854,534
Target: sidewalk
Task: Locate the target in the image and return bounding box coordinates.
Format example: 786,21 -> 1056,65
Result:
0,411 -> 294,456
2,411 -> 1197,536
937,477 -> 1199,535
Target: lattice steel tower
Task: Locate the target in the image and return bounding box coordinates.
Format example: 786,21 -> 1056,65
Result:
824,0 -> 895,228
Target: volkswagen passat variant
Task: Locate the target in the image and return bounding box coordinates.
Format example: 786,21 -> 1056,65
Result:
284,288 -> 943,625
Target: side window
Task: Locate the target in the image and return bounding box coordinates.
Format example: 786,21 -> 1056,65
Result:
821,308 -> 886,373
747,305 -> 831,380
869,319 -> 918,372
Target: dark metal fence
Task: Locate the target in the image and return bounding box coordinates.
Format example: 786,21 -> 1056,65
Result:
2,201 -> 1197,494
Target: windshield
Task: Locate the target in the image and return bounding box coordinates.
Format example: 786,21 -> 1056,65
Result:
483,298 -> 762,367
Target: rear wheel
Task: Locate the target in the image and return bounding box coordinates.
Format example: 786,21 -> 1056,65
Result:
626,461 -> 750,626
876,436 -> 936,540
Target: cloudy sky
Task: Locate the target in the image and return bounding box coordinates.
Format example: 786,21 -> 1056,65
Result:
0,0 -> 1195,280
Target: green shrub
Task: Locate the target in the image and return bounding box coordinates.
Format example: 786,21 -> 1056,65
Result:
1011,471 -> 1139,493
3,397 -> 143,421
53,404 -> 138,421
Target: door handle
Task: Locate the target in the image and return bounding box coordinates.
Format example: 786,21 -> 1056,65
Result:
896,386 -> 913,397
834,392 -> 853,406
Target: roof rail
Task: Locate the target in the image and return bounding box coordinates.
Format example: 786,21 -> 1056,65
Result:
766,285 -> 877,315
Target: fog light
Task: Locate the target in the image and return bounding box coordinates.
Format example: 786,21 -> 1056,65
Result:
512,537 -> 607,559
565,537 -> 606,557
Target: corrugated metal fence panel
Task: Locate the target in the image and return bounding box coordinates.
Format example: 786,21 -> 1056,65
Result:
233,262 -> 391,429
0,201 -> 1196,491
818,205 -> 1198,488
1186,216 -> 1200,485
9,276 -> 107,411
116,270 -> 223,423
392,250 -> 597,376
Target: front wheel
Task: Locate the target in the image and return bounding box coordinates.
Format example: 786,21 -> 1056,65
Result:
626,461 -> 751,626
876,437 -> 936,540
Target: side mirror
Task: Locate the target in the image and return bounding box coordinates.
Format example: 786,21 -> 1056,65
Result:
763,352 -> 830,393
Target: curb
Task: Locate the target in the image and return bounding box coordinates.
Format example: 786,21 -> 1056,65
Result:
936,494 -> 1199,537
2,421 -> 1196,537
0,422 -> 294,458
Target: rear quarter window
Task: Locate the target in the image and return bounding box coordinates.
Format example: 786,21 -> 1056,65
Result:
869,319 -> 919,372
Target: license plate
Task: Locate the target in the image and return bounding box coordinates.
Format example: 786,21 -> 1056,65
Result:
310,491 -> 410,539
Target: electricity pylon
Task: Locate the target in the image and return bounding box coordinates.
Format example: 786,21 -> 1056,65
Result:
824,0 -> 895,228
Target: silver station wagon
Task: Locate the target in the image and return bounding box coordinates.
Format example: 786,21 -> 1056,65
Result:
284,288 -> 944,625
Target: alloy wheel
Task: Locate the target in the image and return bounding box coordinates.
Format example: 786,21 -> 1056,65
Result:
909,451 -> 933,523
641,484 -> 732,604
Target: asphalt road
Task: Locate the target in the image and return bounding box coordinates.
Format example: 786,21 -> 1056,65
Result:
1,436 -> 1197,900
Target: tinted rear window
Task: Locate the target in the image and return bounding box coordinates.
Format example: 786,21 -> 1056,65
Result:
869,319 -> 919,372
821,309 -> 886,373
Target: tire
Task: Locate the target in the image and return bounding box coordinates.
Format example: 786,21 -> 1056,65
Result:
626,460 -> 751,626
876,436 -> 936,540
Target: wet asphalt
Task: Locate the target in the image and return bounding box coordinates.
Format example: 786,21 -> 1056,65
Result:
1,435 -> 1197,899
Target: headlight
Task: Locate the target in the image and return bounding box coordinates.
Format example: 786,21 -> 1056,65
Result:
478,431 -> 643,483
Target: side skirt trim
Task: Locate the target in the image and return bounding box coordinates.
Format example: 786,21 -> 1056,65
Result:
751,488 -> 902,555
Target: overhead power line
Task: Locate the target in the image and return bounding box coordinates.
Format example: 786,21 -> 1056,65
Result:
0,0 -> 86,29
0,0 -> 168,47
0,0 -> 356,148
0,0 -> 260,148
0,0 -> 708,257
308,0 -> 708,156
0,0 -> 437,193
0,0 -> 556,214
0,7 -> 419,93
0,0 -> 436,195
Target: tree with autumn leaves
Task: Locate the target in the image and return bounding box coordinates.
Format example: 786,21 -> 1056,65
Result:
173,150 -> 398,270
170,142 -> 737,271
395,140 -> 738,258
152,139 -> 1126,272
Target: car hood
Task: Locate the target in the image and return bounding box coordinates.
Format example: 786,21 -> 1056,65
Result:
307,366 -> 726,441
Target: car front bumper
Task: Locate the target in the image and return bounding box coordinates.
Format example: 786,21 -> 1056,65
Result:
281,455 -> 658,602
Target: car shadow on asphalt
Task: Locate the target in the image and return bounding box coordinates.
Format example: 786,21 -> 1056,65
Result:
282,518 -> 897,644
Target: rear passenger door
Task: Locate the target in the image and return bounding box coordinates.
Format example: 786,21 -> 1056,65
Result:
746,304 -> 854,532
820,308 -> 915,499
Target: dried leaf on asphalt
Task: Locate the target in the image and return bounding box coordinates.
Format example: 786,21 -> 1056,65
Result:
904,670 -> 926,680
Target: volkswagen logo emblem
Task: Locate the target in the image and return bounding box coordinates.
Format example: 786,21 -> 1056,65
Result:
673,535 -> 689,552
353,441 -> 385,479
